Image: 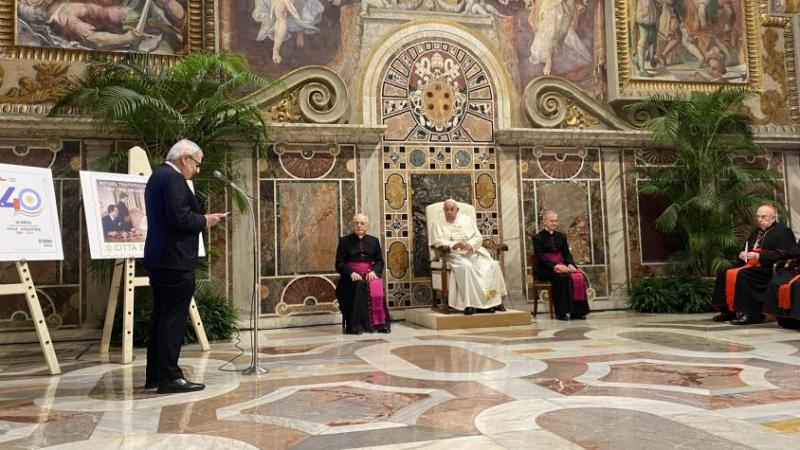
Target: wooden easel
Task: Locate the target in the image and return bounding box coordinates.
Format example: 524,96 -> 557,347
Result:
0,261 -> 60,374
99,147 -> 210,364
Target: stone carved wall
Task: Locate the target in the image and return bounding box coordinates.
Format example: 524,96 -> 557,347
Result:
258,143 -> 357,316
519,147 -> 609,300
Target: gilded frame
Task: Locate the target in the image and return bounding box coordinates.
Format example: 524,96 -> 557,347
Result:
610,0 -> 763,96
758,3 -> 800,123
0,0 -> 216,62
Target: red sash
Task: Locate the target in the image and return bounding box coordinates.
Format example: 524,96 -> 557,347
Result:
542,252 -> 586,301
725,254 -> 760,310
778,274 -> 800,310
347,261 -> 386,326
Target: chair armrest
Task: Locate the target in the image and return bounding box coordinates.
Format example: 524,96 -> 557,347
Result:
482,239 -> 508,260
430,244 -> 451,261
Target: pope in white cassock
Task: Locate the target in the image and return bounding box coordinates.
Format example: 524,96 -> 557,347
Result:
429,199 -> 507,314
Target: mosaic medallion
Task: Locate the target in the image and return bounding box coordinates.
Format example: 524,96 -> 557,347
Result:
381,40 -> 494,142
409,148 -> 427,167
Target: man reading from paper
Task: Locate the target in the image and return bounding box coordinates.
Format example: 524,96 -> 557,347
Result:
711,204 -> 795,325
429,199 -> 507,315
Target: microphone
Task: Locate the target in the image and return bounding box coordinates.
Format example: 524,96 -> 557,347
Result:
212,170 -> 253,200
212,170 -> 235,187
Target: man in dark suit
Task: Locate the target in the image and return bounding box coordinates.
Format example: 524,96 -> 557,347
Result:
101,204 -> 124,238
143,139 -> 227,394
116,192 -> 132,232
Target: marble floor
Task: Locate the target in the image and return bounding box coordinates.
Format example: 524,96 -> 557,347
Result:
1,311 -> 800,449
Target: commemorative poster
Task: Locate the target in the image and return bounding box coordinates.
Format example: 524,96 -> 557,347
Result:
0,163 -> 64,261
80,171 -> 206,260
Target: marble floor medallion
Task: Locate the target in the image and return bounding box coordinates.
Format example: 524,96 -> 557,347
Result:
0,312 -> 798,449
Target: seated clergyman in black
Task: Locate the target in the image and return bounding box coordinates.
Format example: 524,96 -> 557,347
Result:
711,204 -> 796,325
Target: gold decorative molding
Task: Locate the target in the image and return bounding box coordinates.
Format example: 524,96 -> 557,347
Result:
0,0 -> 215,62
243,66 -> 349,124
612,0 -> 762,95
0,63 -> 69,104
523,77 -> 635,130
264,92 -> 302,123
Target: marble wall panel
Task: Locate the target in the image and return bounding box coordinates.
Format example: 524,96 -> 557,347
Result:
520,148 -> 609,301
260,278 -> 289,316
0,139 -> 83,331
260,180 -> 276,277
276,181 -> 339,275
341,180 -> 357,232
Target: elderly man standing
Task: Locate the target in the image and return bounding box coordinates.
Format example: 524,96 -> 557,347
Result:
143,139 -> 228,394
429,199 -> 507,315
711,204 -> 796,325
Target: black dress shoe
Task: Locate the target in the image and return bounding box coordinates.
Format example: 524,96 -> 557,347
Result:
555,314 -> 569,321
157,378 -> 205,394
144,381 -> 157,389
570,314 -> 586,320
712,312 -> 737,322
730,315 -> 766,326
495,304 -> 506,312
464,307 -> 476,315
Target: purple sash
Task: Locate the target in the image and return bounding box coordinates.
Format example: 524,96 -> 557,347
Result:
542,252 -> 586,301
347,261 -> 386,326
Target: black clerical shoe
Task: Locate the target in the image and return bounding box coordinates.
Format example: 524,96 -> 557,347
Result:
730,315 -> 766,326
555,314 -> 569,321
157,378 -> 205,394
570,314 -> 586,320
495,304 -> 506,312
464,307 -> 476,315
712,312 -> 737,322
144,381 -> 158,389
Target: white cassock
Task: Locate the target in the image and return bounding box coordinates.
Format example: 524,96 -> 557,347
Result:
430,214 -> 507,310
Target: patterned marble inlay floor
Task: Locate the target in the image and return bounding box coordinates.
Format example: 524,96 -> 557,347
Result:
0,312 -> 800,449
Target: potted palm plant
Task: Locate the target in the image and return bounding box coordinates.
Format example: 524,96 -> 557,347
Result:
52,50 -> 276,343
626,87 -> 782,312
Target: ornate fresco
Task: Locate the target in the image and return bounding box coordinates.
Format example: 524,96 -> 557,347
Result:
519,146 -> 609,300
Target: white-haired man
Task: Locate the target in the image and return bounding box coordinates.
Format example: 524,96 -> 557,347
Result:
143,139 -> 228,394
429,199 -> 507,314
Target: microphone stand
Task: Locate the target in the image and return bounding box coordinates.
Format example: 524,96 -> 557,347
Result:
218,177 -> 266,376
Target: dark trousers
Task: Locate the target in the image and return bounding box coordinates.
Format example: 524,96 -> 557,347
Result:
712,266 -> 772,317
145,268 -> 195,384
536,271 -> 590,317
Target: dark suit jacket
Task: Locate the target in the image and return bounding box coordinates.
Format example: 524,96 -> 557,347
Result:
143,163 -> 206,271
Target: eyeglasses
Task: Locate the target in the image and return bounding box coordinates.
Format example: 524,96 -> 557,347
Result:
756,215 -> 775,219
186,155 -> 202,169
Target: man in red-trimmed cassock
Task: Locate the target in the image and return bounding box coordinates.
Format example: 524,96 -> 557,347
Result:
762,241 -> 800,328
711,204 -> 796,325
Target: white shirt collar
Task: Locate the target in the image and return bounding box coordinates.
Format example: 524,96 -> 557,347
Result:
165,161 -> 182,174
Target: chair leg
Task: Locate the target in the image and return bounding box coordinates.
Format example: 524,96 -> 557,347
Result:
532,285 -> 538,317
547,287 -> 554,320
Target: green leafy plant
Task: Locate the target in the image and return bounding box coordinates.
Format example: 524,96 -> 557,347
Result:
51,50 -> 276,211
110,279 -> 238,347
628,87 -> 781,276
628,276 -> 713,314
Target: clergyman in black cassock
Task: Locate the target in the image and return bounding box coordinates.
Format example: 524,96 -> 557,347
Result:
762,240 -> 800,322
335,214 -> 390,335
711,205 -> 796,325
533,211 -> 590,321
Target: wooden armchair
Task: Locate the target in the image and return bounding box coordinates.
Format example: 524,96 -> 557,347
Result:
528,252 -> 555,319
426,201 -> 508,313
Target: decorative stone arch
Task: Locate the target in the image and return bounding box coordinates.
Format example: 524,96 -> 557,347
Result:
358,20 -> 514,130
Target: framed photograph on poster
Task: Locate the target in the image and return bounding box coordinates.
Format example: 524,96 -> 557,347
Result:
607,0 -> 762,99
80,171 -> 205,260
0,163 -> 64,261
